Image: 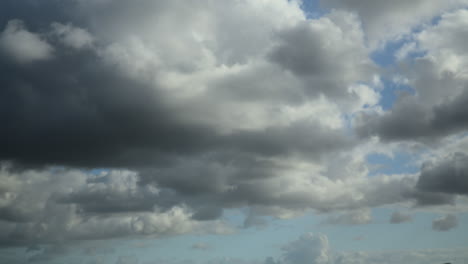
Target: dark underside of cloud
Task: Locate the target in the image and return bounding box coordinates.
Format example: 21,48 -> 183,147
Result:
417,153 -> 468,195
0,49 -> 352,169
0,50 -> 210,168
356,88 -> 468,142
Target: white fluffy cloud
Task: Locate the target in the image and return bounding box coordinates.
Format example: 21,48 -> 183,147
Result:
282,233 -> 330,264
320,0 -> 468,47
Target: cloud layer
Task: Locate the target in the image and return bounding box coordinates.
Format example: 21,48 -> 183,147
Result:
0,0 -> 467,250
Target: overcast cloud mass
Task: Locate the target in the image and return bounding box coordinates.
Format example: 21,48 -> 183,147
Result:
0,0 -> 468,263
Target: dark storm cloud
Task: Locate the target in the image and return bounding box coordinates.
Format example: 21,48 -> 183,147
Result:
0,6 -> 362,248
230,122 -> 353,158
0,48 -> 215,169
0,35 -> 351,170
416,153 -> 468,195
410,191 -> 455,207
356,87 -> 468,142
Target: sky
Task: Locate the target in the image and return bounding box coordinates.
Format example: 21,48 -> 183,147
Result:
1,0 -> 468,263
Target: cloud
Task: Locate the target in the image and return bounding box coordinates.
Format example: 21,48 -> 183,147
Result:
356,9 -> 468,142
0,0 -> 467,249
282,233 -> 330,264
416,152 -> 468,195
268,11 -> 375,102
50,22 -> 94,49
432,214 -> 458,231
55,170 -> 161,214
319,0 -> 468,47
0,0 -> 384,246
0,166 -> 232,247
356,88 -> 468,142
390,211 -> 412,224
322,208 -> 372,225
0,19 -> 53,63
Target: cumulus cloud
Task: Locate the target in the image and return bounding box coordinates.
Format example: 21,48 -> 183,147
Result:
432,214 -> 458,231
356,9 -> 468,142
0,0 -> 467,250
417,152 -> 468,195
282,233 -> 330,264
0,166 -> 232,247
319,0 -> 468,47
0,0 -> 382,244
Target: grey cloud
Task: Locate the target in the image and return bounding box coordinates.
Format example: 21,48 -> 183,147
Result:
356,87 -> 468,142
0,167 -> 232,247
55,172 -> 161,215
432,214 -> 458,231
0,19 -> 352,170
50,22 -> 94,49
410,190 -> 456,207
269,13 -> 374,100
270,23 -> 339,77
417,153 -> 468,195
0,0 -> 454,250
390,211 -> 412,224
0,206 -> 32,223
0,36 -> 217,169
243,209 -> 268,229
191,207 -> 223,221
353,170 -> 455,207
357,9 -> 468,142
322,208 -> 372,226
0,19 -> 53,64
